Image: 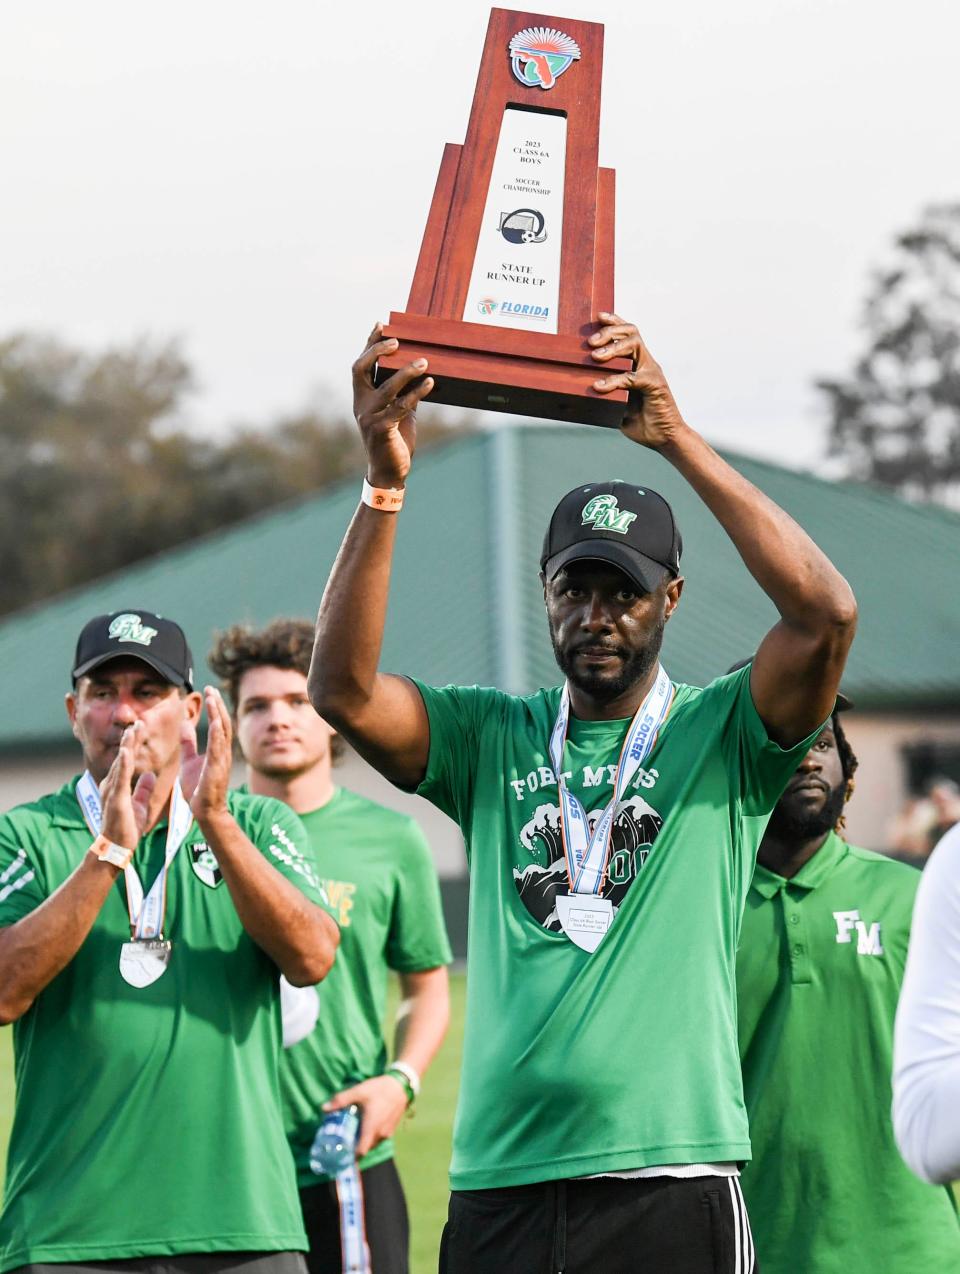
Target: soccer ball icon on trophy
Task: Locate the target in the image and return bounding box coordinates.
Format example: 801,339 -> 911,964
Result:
498,208 -> 548,244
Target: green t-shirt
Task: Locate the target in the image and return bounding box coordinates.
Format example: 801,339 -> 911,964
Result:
0,778 -> 329,1271
736,832 -> 960,1273
279,788 -> 452,1187
413,665 -> 818,1189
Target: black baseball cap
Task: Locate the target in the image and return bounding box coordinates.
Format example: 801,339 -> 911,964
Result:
541,480 -> 682,594
71,610 -> 195,690
726,657 -> 852,712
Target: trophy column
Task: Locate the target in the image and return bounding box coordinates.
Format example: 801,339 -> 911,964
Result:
376,8 -> 632,428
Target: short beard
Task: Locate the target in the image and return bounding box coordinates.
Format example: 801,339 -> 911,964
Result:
551,618 -> 664,704
766,782 -> 847,844
253,756 -> 318,783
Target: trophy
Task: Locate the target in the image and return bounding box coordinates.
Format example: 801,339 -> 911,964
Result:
375,8 -> 631,428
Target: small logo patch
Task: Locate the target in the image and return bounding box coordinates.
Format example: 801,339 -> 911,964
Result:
509,27 -> 581,90
833,908 -> 884,957
190,842 -> 222,888
581,494 -> 637,535
108,613 -> 158,646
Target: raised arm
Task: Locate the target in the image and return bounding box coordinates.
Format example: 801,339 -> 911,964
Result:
308,326 -> 436,789
592,314 -> 857,746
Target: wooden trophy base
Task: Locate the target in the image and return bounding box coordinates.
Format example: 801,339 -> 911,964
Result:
376,314 -> 631,429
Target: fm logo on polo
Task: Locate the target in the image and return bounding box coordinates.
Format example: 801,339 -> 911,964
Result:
833,908 -> 884,956
190,842 -> 222,888
108,613 -> 158,646
508,27 -> 581,90
581,494 -> 637,534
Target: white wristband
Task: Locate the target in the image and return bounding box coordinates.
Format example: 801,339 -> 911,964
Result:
387,1059 -> 421,1097
361,478 -> 404,512
89,834 -> 134,870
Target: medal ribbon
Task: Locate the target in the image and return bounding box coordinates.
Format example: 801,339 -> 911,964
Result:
549,664 -> 674,896
335,1164 -> 372,1274
76,771 -> 194,939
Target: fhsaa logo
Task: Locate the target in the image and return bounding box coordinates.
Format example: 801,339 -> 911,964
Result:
478,297 -> 499,316
509,27 -> 581,90
108,613 -> 158,646
581,494 -> 637,535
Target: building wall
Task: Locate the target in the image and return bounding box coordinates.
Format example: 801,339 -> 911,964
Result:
841,711 -> 960,850
0,752 -> 78,814
6,710 -> 960,881
0,745 -> 467,877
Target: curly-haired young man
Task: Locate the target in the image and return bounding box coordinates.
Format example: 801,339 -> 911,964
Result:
210,620 -> 452,1274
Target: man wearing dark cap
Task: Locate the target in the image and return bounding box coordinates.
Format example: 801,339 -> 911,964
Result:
307,316 -> 857,1273
734,678 -> 960,1272
0,610 -> 340,1274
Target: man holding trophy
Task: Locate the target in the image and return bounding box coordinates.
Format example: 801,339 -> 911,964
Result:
307,315 -> 856,1272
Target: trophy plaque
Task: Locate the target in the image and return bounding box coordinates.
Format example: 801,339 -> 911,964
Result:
375,8 -> 631,428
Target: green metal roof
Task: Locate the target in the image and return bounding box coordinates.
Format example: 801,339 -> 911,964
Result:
1,423 -> 958,752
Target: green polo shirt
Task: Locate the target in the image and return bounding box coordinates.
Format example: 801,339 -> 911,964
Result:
737,832 -> 960,1273
0,778 -> 330,1271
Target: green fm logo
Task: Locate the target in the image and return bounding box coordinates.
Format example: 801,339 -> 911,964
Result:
108,613 -> 158,646
581,494 -> 637,535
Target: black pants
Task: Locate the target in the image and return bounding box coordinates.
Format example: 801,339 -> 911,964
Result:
439,1175 -> 757,1274
300,1159 -> 409,1274
16,1256 -> 308,1274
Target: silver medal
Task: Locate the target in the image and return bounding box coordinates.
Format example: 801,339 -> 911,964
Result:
119,938 -> 172,988
556,893 -> 613,953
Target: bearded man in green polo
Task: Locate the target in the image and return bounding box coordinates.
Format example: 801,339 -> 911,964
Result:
736,689 -> 960,1272
0,610 -> 340,1274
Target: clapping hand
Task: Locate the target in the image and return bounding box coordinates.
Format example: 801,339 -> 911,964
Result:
99,721 -> 154,852
180,687 -> 232,822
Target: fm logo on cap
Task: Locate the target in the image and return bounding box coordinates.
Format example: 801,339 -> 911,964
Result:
581,495 -> 637,535
108,613 -> 158,646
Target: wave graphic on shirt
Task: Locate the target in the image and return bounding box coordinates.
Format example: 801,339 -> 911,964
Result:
514,796 -> 664,930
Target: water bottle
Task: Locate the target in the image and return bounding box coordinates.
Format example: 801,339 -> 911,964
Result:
309,1104 -> 361,1177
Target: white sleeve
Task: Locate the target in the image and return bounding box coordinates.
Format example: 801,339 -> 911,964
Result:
279,975 -> 320,1049
892,823 -> 960,1183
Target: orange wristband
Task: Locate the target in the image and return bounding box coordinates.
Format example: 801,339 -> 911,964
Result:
89,834 -> 134,870
361,478 -> 404,512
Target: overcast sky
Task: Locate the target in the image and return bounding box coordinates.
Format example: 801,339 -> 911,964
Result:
1,0 -> 956,468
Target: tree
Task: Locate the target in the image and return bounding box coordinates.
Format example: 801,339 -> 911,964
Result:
819,203 -> 960,502
0,334 -> 466,617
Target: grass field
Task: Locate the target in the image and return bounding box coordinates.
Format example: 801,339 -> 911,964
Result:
0,973 -> 465,1274
390,971 -> 464,1272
